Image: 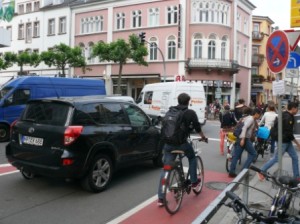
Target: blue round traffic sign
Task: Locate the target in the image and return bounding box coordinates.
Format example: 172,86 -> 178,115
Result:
266,30 -> 290,73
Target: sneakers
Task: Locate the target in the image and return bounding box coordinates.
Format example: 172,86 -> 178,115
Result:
228,172 -> 237,178
157,198 -> 164,207
257,172 -> 265,181
191,178 -> 201,189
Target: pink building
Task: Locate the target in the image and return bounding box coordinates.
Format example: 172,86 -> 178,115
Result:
71,0 -> 255,105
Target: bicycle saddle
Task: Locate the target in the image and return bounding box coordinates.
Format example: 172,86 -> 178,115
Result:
278,175 -> 300,188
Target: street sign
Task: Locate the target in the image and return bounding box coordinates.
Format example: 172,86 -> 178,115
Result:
286,68 -> 299,78
286,52 -> 300,68
266,30 -> 290,73
285,30 -> 300,50
272,80 -> 285,95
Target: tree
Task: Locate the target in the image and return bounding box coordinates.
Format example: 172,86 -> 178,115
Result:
92,34 -> 148,94
3,51 -> 40,75
40,43 -> 86,77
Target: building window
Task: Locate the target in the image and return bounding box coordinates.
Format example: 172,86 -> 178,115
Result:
244,18 -> 248,35
236,41 -> 240,63
167,6 -> 178,24
18,24 -> 24,39
33,49 -> 39,53
95,16 -> 104,32
34,1 -> 39,11
251,66 -> 258,75
116,12 -> 125,30
193,33 -> 203,59
59,17 -> 66,34
18,4 -> 24,14
26,3 -> 32,13
26,23 -> 32,43
208,34 -> 216,59
149,8 -> 159,27
87,42 -> 94,64
167,36 -> 176,60
221,36 -> 227,60
6,26 -> 12,40
244,44 -> 247,66
132,10 -> 142,28
33,21 -> 40,37
149,37 -> 158,61
48,19 -> 55,35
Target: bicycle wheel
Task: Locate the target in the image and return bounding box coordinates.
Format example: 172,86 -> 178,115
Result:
163,168 -> 184,214
193,156 -> 204,194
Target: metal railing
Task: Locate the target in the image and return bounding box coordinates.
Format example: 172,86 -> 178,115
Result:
192,169 -> 250,224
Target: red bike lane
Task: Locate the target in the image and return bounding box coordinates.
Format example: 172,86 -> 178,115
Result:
119,170 -> 232,224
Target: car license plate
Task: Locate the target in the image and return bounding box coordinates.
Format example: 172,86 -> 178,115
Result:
22,136 -> 43,146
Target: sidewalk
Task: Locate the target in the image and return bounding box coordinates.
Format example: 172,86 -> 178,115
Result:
210,150 -> 300,223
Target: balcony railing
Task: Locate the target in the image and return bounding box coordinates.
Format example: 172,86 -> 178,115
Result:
252,31 -> 264,40
186,58 -> 239,74
252,54 -> 265,66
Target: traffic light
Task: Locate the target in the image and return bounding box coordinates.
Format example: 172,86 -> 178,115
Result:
139,32 -> 146,44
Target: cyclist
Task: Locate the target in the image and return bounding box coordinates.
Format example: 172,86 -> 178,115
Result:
258,101 -> 277,154
157,93 -> 207,207
219,104 -> 237,155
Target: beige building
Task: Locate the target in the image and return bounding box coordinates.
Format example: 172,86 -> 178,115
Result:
251,16 -> 275,105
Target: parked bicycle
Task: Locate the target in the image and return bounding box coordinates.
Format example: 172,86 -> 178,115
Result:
250,165 -> 300,218
161,137 -> 208,214
222,190 -> 300,224
225,132 -> 241,173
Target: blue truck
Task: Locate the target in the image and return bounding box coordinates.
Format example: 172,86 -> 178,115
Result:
0,76 -> 106,141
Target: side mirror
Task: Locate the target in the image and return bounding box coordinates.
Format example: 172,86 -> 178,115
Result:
3,99 -> 11,106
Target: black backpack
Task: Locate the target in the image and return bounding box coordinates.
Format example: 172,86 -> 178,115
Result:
161,107 -> 187,145
270,117 -> 278,141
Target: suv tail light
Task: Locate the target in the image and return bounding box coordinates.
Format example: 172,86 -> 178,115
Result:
10,120 -> 18,136
64,126 -> 83,146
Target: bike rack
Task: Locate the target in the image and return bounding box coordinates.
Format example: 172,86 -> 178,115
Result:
191,169 -> 250,224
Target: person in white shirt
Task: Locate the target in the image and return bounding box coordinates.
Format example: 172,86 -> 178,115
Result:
259,103 -> 277,154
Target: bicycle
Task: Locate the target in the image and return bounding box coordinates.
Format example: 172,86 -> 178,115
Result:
225,132 -> 241,173
250,165 -> 300,218
253,126 -> 271,163
222,190 -> 300,224
161,137 -> 208,214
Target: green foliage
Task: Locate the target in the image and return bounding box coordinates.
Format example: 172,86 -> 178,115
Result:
92,34 -> 148,94
40,43 -> 86,77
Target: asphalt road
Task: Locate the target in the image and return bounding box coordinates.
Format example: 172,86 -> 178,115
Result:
0,120 -> 268,224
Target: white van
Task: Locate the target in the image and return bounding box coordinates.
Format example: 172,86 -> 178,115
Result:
136,82 -> 207,125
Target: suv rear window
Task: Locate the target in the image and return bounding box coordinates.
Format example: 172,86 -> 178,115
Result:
22,102 -> 70,126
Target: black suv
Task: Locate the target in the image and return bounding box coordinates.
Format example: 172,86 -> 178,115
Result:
6,96 -> 163,192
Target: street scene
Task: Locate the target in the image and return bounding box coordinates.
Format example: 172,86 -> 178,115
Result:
0,0 -> 300,224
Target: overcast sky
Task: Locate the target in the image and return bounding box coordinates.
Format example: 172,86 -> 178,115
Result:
250,0 -> 291,30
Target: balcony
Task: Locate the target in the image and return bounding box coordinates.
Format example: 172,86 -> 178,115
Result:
252,31 -> 264,40
251,74 -> 265,84
252,54 -> 264,66
185,58 -> 239,74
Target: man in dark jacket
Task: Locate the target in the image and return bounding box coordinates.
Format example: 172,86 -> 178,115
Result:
258,102 -> 300,180
157,93 -> 207,206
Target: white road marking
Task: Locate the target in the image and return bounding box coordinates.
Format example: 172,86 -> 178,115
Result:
0,171 -> 19,176
0,163 -> 12,168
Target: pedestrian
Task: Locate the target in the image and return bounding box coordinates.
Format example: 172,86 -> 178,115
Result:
219,105 -> 237,155
258,101 -> 277,154
258,102 -> 300,181
157,93 -> 207,206
228,107 -> 262,178
234,99 -> 247,121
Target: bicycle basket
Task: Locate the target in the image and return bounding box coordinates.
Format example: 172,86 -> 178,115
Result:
227,132 -> 236,142
256,126 -> 270,140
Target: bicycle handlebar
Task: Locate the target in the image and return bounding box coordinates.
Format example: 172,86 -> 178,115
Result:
249,165 -> 300,192
192,137 -> 208,143
224,191 -> 296,223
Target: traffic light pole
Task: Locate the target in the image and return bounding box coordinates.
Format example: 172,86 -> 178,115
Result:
139,32 -> 166,82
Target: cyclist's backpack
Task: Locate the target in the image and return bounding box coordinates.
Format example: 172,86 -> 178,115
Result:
270,117 -> 278,140
233,118 -> 245,138
161,107 -> 187,145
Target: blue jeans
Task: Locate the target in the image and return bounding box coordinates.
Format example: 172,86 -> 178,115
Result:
261,141 -> 299,177
270,138 -> 275,154
229,138 -> 257,174
157,142 -> 196,199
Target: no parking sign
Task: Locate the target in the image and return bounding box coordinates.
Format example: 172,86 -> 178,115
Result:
266,30 -> 290,73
